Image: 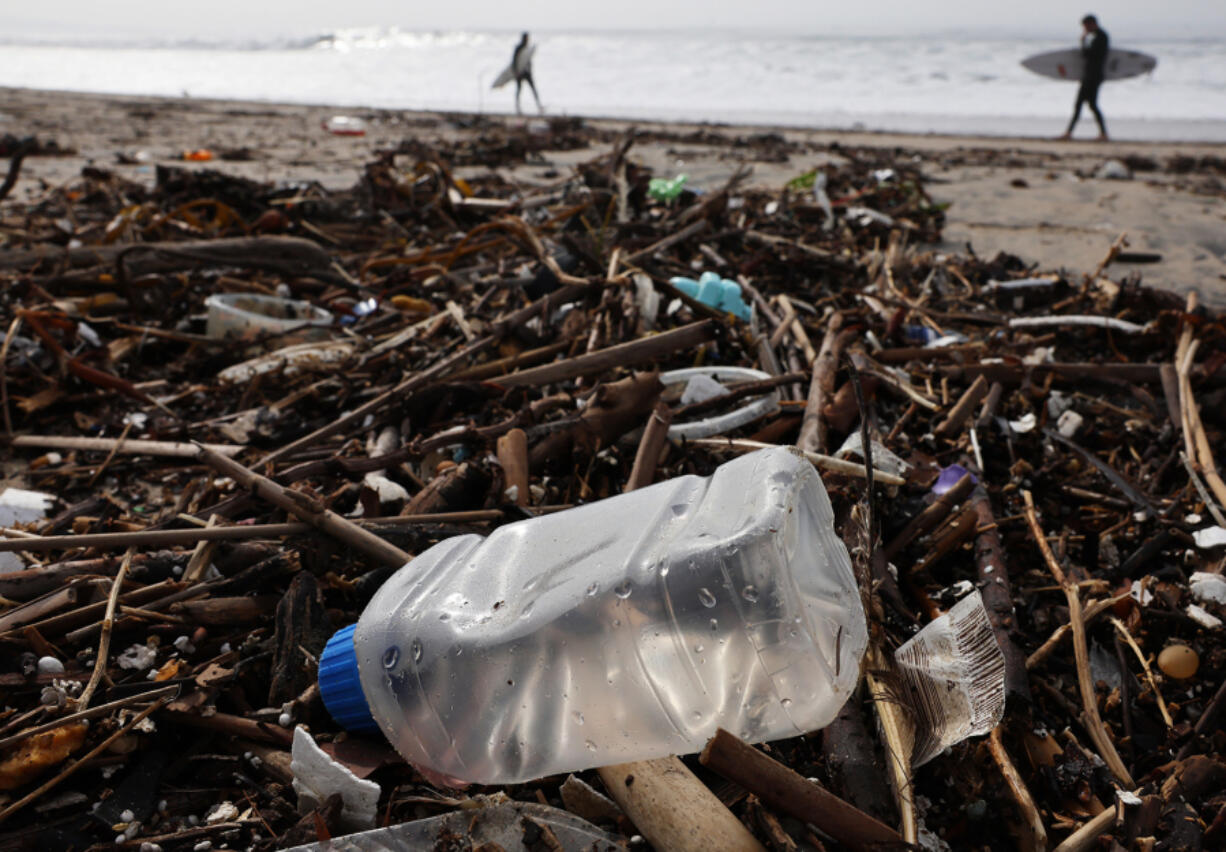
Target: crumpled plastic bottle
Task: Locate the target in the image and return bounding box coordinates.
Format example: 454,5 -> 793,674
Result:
318,446 -> 868,785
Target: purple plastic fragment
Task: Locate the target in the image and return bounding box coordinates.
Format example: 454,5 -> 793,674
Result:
933,464 -> 976,495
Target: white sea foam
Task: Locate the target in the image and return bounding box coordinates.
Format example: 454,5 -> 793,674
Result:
1,29 -> 1223,140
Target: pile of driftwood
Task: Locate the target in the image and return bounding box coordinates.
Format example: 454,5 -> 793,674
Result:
0,120 -> 1223,852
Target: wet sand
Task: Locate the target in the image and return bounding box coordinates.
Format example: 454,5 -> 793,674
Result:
3,87 -> 1225,303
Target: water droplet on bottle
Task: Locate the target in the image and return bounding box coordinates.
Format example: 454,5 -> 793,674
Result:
694,643 -> 704,653
411,639 -> 423,663
671,503 -> 687,517
586,582 -> 600,597
692,710 -> 703,721
573,711 -> 585,726
612,618 -> 621,627
438,612 -> 450,621
781,698 -> 792,708
698,588 -> 717,608
709,618 -> 719,631
741,585 -> 759,603
585,740 -> 598,752
382,646 -> 400,669
614,581 -> 633,599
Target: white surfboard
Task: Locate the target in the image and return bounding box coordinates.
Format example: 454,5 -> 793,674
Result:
1021,47 -> 1157,82
492,44 -> 536,89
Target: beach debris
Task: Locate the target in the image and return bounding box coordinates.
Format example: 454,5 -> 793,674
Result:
290,726 -> 381,831
659,366 -> 780,438
1157,644 -> 1199,679
1192,526 -> 1226,548
281,800 -> 625,852
1095,158 -> 1131,179
204,293 -> 333,341
322,115 -> 367,136
647,173 -> 687,202
0,115 -> 1222,851
668,272 -> 752,320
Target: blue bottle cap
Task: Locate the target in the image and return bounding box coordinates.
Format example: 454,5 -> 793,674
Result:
318,624 -> 379,732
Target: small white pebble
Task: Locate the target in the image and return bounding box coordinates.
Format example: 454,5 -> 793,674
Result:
188,815 -> 199,826
140,844 -> 163,852
249,755 -> 262,768
120,809 -> 135,822
193,842 -> 212,852
157,800 -> 168,813
172,564 -> 184,576
36,656 -> 65,675
219,643 -> 231,654
116,835 -> 127,845
46,452 -> 63,464
278,712 -> 293,728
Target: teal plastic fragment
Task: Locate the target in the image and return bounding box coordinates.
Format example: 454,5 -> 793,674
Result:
668,271 -> 751,321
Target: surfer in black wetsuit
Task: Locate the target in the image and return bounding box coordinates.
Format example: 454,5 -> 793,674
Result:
1060,14 -> 1109,140
512,33 -> 543,116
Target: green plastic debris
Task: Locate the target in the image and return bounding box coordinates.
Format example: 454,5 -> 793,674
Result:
647,174 -> 687,202
786,169 -> 818,191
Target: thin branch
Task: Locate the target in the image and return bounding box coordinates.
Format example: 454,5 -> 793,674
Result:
1022,490 -> 1134,788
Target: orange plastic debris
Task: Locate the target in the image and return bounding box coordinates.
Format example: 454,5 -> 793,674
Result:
390,295 -> 433,314
0,722 -> 88,791
182,149 -> 214,162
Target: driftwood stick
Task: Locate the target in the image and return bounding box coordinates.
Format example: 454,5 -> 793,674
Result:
987,726 -> 1047,852
883,472 -> 974,560
496,428 -> 530,507
163,708 -> 294,746
689,438 -> 906,485
596,757 -> 765,852
1026,592 -> 1132,671
700,728 -> 904,851
671,372 -> 803,421
798,312 -> 845,454
0,684 -> 177,753
196,444 -> 411,568
261,333 -> 496,464
933,374 -> 989,440
1022,490 -> 1134,787
625,403 -> 673,492
623,219 -> 709,264
0,235 -> 333,277
493,320 -> 716,389
0,512 -> 503,554
75,547 -> 134,711
11,435 -> 243,457
971,488 -> 1031,706
744,229 -> 841,264
1051,802 -> 1125,852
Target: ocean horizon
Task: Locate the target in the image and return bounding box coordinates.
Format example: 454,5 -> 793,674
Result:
2,27 -> 1224,141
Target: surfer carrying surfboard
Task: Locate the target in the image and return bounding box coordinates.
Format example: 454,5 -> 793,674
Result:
492,32 -> 543,116
1060,15 -> 1109,141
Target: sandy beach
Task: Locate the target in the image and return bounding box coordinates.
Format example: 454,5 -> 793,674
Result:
4,87 -> 1225,303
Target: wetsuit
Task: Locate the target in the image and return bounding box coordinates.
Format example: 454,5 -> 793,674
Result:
1066,27 -> 1109,137
512,37 -> 542,115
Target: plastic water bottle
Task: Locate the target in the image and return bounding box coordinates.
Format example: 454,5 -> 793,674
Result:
318,446 -> 867,785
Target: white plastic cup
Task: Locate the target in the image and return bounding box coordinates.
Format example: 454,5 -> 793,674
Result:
205,293 -> 332,341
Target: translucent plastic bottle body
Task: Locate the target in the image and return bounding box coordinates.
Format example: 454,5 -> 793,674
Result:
352,446 -> 866,784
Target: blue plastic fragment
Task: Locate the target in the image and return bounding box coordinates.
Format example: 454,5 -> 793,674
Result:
932,464 -> 977,495
668,271 -> 752,321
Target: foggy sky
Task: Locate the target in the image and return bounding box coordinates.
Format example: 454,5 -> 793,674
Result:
5,0 -> 1223,40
